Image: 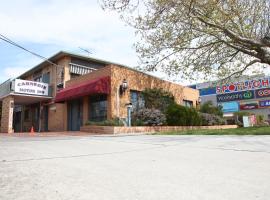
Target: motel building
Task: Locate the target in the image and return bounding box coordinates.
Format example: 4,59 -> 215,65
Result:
0,51 -> 199,134
190,74 -> 270,121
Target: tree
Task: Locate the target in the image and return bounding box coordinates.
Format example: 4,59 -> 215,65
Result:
101,0 -> 270,80
199,101 -> 223,117
142,88 -> 175,113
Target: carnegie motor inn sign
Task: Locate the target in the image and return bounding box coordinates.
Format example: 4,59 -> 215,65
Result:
14,79 -> 49,96
216,77 -> 270,94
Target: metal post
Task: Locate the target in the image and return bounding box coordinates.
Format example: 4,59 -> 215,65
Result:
126,103 -> 133,127
38,102 -> 42,133
127,106 -> 131,127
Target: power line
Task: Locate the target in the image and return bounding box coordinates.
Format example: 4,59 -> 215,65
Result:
0,33 -> 60,67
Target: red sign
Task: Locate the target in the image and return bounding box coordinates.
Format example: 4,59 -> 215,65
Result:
216,77 -> 270,94
240,101 -> 259,110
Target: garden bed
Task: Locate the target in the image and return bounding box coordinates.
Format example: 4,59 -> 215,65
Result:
80,125 -> 238,134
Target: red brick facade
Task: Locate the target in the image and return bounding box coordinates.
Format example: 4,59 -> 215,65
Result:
0,52 -> 199,133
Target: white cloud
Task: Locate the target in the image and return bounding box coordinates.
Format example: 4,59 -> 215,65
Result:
0,0 -> 138,79
0,0 -> 194,85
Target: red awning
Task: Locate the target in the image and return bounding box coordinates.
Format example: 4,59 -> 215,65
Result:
55,76 -> 110,103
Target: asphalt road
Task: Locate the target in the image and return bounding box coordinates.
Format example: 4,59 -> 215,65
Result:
1,134 -> 270,200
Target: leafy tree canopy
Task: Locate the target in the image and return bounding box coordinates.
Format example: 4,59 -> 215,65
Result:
101,0 -> 270,81
142,88 -> 175,112
200,101 -> 223,117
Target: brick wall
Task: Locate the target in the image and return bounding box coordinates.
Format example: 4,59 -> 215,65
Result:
80,125 -> 238,134
65,66 -> 112,87
63,64 -> 199,125
0,96 -> 14,133
110,65 -> 199,119
48,103 -> 67,131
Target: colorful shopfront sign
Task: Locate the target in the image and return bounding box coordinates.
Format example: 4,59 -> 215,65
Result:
240,101 -> 259,110
216,77 -> 270,94
259,100 -> 270,108
219,101 -> 239,113
255,88 -> 270,98
216,90 -> 255,102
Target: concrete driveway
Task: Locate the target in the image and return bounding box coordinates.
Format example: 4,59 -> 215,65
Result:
0,134 -> 270,200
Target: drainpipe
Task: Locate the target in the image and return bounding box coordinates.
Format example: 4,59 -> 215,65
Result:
126,103 -> 133,127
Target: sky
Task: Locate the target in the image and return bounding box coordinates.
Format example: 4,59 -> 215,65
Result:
0,0 -> 150,83
1,1 -> 268,86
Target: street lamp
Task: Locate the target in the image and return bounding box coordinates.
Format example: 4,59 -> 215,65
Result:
120,79 -> 128,95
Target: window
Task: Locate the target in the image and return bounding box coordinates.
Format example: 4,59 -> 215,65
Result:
89,95 -> 107,121
42,72 -> 50,84
183,100 -> 193,108
24,109 -> 30,121
130,90 -> 145,112
34,76 -> 42,82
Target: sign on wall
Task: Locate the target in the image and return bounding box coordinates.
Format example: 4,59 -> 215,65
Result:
259,100 -> 270,108
14,79 -> 49,96
240,101 -> 259,110
216,77 -> 270,94
216,90 -> 255,102
199,87 -> 216,96
219,101 -> 239,113
255,88 -> 270,99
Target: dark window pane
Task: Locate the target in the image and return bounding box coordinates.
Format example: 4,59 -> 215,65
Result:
89,95 -> 107,121
130,90 -> 145,112
183,100 -> 193,108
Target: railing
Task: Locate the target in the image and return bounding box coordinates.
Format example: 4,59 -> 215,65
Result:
69,63 -> 97,75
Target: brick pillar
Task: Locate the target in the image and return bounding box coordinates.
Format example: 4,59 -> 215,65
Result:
0,96 -> 14,133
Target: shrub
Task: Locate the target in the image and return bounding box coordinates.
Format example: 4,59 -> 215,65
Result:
131,108 -> 166,126
142,88 -> 175,113
256,115 -> 264,124
85,118 -> 124,126
200,101 -> 223,117
233,111 -> 252,125
166,104 -> 202,126
200,113 -> 226,126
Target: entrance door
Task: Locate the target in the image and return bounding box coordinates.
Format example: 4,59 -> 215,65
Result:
43,106 -> 49,131
68,99 -> 83,131
13,110 -> 22,132
32,104 -> 40,132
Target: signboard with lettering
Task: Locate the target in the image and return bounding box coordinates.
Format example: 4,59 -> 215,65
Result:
259,100 -> 270,108
216,90 -> 255,102
219,101 -> 239,113
240,101 -> 259,110
255,88 -> 270,99
14,79 -> 49,96
216,77 -> 270,94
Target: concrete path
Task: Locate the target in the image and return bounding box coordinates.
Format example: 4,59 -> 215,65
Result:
0,135 -> 270,200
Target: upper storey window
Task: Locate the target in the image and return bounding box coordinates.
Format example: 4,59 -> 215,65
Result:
69,63 -> 97,76
34,75 -> 42,82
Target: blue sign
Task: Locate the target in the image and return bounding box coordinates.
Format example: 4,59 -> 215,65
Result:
259,100 -> 270,108
216,90 -> 255,102
199,87 -> 216,96
189,84 -> 197,89
219,101 -> 239,113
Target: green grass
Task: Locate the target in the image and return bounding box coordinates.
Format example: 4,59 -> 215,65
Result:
156,126 -> 270,135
